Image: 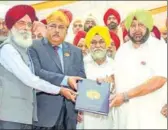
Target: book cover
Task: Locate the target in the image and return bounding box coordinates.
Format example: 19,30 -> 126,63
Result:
75,79 -> 110,116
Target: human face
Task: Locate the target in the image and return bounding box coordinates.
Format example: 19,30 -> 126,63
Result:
0,18 -> 9,42
84,18 -> 96,32
32,31 -> 43,40
107,40 -> 116,58
46,19 -> 67,46
11,15 -> 33,48
107,15 -> 118,30
72,21 -> 83,35
77,38 -> 88,56
129,20 -> 149,44
90,34 -> 107,60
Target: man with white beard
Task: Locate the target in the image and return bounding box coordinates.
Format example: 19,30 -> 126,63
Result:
0,5 -> 77,129
110,9 -> 167,129
0,4 -> 9,44
77,26 -> 115,129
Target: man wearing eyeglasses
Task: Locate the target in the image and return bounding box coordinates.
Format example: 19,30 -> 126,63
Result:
0,5 -> 77,129
28,10 -> 86,130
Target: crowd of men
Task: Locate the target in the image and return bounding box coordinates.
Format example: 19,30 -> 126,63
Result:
0,3 -> 167,130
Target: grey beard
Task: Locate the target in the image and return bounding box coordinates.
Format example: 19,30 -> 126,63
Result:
107,22 -> 118,30
128,28 -> 150,44
84,26 -> 93,32
0,36 -> 7,43
91,49 -> 107,61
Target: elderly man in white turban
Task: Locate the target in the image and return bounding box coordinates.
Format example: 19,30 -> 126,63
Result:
111,9 -> 167,129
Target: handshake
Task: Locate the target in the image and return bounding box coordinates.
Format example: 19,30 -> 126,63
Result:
59,76 -> 83,102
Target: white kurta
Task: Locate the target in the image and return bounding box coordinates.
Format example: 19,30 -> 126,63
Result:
114,35 -> 167,129
77,56 -> 115,129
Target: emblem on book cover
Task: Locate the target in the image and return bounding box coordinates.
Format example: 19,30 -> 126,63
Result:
86,90 -> 101,100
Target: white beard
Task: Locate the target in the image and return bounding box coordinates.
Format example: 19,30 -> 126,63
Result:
0,36 -> 7,42
10,27 -> 32,48
90,48 -> 107,61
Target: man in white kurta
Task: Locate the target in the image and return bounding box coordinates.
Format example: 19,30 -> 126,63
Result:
111,9 -> 167,129
77,26 -> 115,129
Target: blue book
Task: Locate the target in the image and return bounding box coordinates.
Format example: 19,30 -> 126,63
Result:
75,79 -> 110,116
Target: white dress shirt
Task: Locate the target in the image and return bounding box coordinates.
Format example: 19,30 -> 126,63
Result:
0,44 -> 61,94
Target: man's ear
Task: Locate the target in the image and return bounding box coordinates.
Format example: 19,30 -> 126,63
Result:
66,27 -> 68,34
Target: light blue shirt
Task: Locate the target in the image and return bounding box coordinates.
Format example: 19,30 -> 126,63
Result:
57,44 -> 69,86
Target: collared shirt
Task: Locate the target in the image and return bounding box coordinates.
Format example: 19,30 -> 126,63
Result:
0,44 -> 61,94
53,43 -> 69,86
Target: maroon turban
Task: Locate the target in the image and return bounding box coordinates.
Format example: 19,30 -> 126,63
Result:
58,9 -> 73,24
40,19 -> 47,25
109,31 -> 120,50
5,5 -> 37,30
151,26 -> 161,40
73,31 -> 86,46
104,8 -> 121,26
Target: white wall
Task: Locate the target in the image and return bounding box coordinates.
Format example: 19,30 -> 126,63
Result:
0,1 -> 167,28
36,1 -> 167,29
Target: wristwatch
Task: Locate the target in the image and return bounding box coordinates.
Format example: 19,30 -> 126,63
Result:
123,92 -> 129,103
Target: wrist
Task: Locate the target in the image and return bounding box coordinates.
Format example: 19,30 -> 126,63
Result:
59,87 -> 64,96
123,92 -> 130,103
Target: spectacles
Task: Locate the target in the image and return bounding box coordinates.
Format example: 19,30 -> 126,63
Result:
73,24 -> 83,28
91,40 -> 105,46
47,24 -> 66,31
15,20 -> 33,29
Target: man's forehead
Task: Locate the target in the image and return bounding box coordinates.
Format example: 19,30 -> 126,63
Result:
73,20 -> 82,24
92,34 -> 103,40
108,15 -> 116,19
18,14 -> 32,22
131,19 -> 144,25
48,20 -> 65,26
0,18 -> 4,22
86,18 -> 95,23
